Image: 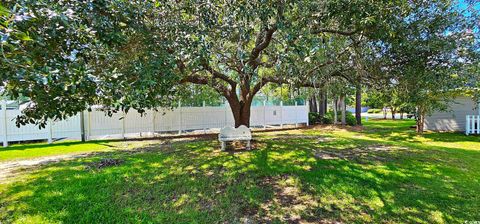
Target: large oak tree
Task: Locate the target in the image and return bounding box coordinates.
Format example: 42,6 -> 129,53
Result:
1,0 -> 477,129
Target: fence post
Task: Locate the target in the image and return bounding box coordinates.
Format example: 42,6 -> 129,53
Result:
2,101 -> 7,147
263,100 -> 267,129
47,119 -> 53,144
477,115 -> 480,134
224,102 -> 228,127
466,115 -> 470,135
152,110 -> 156,137
121,111 -> 126,139
295,101 -> 298,128
280,101 -> 284,128
306,100 -> 310,126
203,101 -> 207,134
87,109 -> 91,141
178,101 -> 182,135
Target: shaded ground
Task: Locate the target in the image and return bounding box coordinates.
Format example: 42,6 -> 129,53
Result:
1,120 -> 479,223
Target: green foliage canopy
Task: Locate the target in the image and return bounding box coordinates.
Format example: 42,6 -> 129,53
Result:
1,0 -> 477,127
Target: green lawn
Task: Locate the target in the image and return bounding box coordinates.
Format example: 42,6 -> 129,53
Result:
1,120 -> 479,223
0,140 -> 149,162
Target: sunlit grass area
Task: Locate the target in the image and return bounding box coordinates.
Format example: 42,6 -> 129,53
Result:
0,140 -> 148,162
1,119 -> 479,223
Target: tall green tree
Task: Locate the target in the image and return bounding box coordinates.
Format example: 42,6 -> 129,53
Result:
1,0 -> 477,129
375,1 -> 479,133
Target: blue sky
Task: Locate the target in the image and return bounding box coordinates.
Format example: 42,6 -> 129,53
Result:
456,0 -> 480,15
456,0 -> 479,42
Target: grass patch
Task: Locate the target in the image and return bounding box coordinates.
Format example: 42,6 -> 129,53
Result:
0,120 -> 479,223
0,140 -> 147,162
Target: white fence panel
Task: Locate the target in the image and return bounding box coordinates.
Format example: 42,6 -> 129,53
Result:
250,106 -> 265,127
0,110 -> 82,143
1,101 -> 309,146
282,106 -> 299,124
124,110 -> 154,135
466,115 -> 480,135
52,114 -> 81,139
154,109 -> 179,132
88,110 -> 123,137
264,106 -> 282,125
297,105 -> 309,125
5,110 -> 48,141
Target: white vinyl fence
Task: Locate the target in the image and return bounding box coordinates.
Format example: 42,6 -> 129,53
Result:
466,115 -> 480,135
1,101 -> 309,146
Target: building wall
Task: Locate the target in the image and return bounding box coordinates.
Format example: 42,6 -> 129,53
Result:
425,96 -> 479,132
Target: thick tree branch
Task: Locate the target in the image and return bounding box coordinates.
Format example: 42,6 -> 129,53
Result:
247,27 -> 277,68
201,61 -> 237,88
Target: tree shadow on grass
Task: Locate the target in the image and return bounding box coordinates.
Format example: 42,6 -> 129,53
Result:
422,132 -> 480,143
363,119 -> 480,144
247,136 -> 480,223
0,133 -> 479,223
0,140 -> 277,223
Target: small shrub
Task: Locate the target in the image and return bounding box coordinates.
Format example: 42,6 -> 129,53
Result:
345,112 -> 357,126
323,111 -> 356,126
309,112 -> 322,124
322,113 -> 334,124
309,111 -> 356,126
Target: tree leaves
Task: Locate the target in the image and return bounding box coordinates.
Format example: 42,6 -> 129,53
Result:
1,0 -> 478,128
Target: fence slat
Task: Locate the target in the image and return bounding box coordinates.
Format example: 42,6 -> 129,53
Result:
178,101 -> 182,135
263,101 -> 267,129
466,115 -> 470,135
280,101 -> 284,128
47,119 -> 53,144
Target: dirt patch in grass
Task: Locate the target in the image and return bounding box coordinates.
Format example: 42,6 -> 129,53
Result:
86,158 -> 124,170
240,174 -> 340,224
315,144 -> 409,162
316,136 -> 336,143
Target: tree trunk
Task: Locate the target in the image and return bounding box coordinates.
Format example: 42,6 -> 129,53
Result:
309,96 -> 318,113
383,107 -> 387,119
400,111 -> 404,119
340,95 -> 346,125
333,98 -> 338,125
324,92 -> 328,115
227,96 -> 252,128
318,91 -> 326,117
391,108 -> 396,120
416,106 -> 425,134
355,84 -> 362,125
